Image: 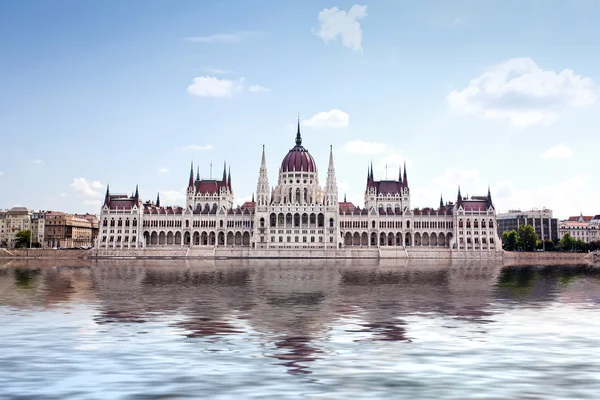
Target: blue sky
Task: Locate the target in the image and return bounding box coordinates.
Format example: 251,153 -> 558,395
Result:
1,0 -> 599,219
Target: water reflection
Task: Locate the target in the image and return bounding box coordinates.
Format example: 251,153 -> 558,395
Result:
1,259 -> 600,398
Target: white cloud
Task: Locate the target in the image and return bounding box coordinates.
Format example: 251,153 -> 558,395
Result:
176,144 -> 214,151
303,109 -> 349,128
187,76 -> 243,98
71,178 -> 104,198
158,167 -> 170,173
343,140 -> 390,155
204,68 -> 232,75
447,57 -> 597,127
540,144 -> 573,159
249,85 -> 270,93
0,171 -> 3,176
185,33 -> 243,43
315,5 -> 367,52
158,189 -> 185,206
33,159 -> 44,164
493,176 -> 594,219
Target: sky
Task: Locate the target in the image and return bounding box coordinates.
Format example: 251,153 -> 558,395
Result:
0,0 -> 599,220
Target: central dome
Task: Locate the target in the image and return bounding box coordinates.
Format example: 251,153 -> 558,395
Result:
280,120 -> 317,173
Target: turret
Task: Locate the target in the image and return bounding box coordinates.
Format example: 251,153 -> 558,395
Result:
324,145 -> 338,206
256,145 -> 270,207
104,185 -> 110,206
486,186 -> 494,209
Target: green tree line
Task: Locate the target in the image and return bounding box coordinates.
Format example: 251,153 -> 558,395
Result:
502,224 -> 600,252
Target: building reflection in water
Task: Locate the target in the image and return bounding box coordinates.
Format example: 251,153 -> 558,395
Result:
1,258 -> 598,375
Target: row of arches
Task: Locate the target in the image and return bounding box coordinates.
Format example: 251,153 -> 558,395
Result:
342,231 -> 453,247
266,212 -> 333,228
143,230 -> 251,247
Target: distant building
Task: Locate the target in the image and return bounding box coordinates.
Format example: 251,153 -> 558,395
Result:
559,213 -> 600,244
0,207 -> 32,248
45,211 -> 95,248
497,209 -> 558,242
75,214 -> 99,245
31,211 -> 46,246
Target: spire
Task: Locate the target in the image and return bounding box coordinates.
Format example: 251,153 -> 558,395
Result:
104,184 -> 110,206
196,166 -> 200,181
403,161 -> 408,187
295,114 -> 302,146
251,192 -> 255,202
457,186 -> 463,202
256,145 -> 270,207
399,166 -> 403,184
134,185 -> 139,199
188,161 -> 194,187
261,144 -> 266,167
227,166 -> 232,191
440,194 -> 444,209
222,161 -> 227,184
324,144 -> 338,206
344,193 -> 347,202
370,161 -> 374,180
156,193 -> 160,207
486,186 -> 493,208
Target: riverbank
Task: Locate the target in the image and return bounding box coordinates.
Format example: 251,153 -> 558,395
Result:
0,247 -> 593,263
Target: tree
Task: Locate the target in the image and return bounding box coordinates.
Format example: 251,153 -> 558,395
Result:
14,230 -> 32,249
558,233 -> 575,251
589,240 -> 600,252
517,224 -> 538,252
543,239 -> 555,252
574,238 -> 588,252
502,230 -> 518,251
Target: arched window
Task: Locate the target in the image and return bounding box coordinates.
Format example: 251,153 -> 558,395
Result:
372,220 -> 376,229
329,217 -> 334,228
186,220 -> 190,228
260,218 -> 265,227
474,219 -> 479,228
489,219 -> 494,228
110,219 -> 115,227
466,219 -> 471,228
103,219 -> 108,227
459,219 -> 463,228
406,220 -> 410,229
294,213 -> 300,227
270,213 -> 276,227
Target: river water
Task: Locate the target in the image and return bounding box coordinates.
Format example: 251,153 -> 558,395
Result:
1,259 -> 599,399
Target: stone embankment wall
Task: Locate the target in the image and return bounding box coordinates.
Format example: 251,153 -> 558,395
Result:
0,249 -> 92,259
503,251 -> 591,265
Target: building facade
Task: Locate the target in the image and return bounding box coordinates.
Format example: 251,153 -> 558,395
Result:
497,209 -> 559,242
98,123 -> 501,253
45,211 -> 96,248
0,207 -> 33,248
559,214 -> 600,244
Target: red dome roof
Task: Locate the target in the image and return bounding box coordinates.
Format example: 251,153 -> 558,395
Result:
281,146 -> 316,172
280,120 -> 317,173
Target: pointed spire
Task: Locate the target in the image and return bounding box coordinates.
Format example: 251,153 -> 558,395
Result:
399,166 -> 403,184
222,161 -> 227,184
328,145 -> 334,168
196,166 -> 200,181
134,184 -> 139,198
228,166 -> 232,191
295,114 -> 302,146
104,184 -> 110,206
440,194 -> 444,209
370,161 -> 374,180
156,193 -> 160,207
344,193 -> 347,202
251,192 -> 255,203
188,161 -> 194,187
457,186 -> 463,202
487,186 -> 493,208
403,161 -> 408,187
